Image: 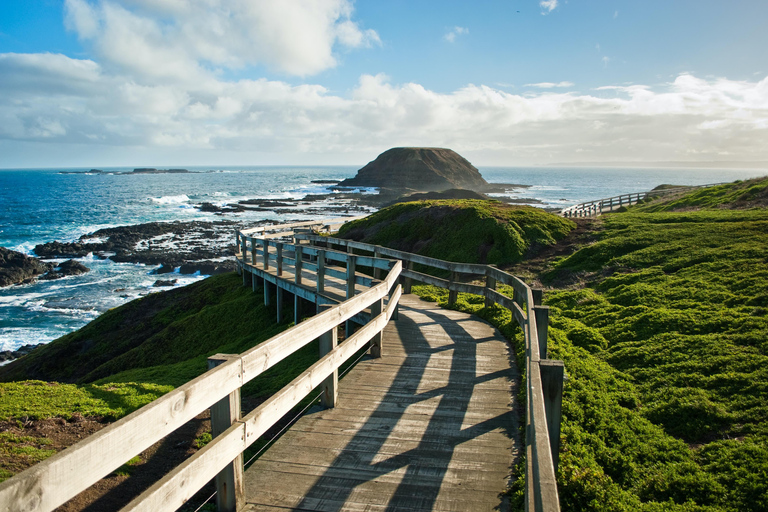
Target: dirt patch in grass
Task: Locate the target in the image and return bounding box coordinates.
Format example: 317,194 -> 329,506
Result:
499,217 -> 602,288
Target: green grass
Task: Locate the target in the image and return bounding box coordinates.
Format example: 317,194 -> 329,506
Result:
0,273 -> 291,385
0,380 -> 173,421
0,272 -> 322,482
339,199 -> 574,265
634,177 -> 768,212
536,204 -> 768,511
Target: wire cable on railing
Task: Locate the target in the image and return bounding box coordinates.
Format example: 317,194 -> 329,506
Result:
339,345 -> 370,378
242,343 -> 372,470
192,491 -> 217,512
244,390 -> 324,469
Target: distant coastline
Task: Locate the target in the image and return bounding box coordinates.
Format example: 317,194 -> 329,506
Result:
542,160 -> 768,170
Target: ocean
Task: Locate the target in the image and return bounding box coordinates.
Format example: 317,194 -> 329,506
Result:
1,165 -> 766,353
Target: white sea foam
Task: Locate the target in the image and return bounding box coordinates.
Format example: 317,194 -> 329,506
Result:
149,194 -> 191,205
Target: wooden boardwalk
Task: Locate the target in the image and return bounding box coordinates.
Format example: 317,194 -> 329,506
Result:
243,294 -> 520,512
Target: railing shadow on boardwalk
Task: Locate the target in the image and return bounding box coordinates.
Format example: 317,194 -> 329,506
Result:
264,299 -> 519,511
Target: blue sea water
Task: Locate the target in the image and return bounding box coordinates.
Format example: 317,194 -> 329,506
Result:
1,165 -> 766,353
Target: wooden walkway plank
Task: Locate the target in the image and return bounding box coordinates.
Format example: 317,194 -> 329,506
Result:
243,294 -> 520,512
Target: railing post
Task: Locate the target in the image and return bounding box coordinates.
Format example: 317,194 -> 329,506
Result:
370,298 -> 383,358
346,255 -> 357,335
346,255 -> 357,298
317,250 -> 325,294
373,248 -> 382,280
484,274 -> 497,307
403,260 -> 414,294
263,241 -> 269,270
250,238 -> 257,266
276,243 -> 283,277
540,359 -> 565,472
295,245 -> 303,286
448,271 -> 459,306
276,284 -> 283,322
318,304 -> 338,408
534,305 -> 550,359
207,354 -> 244,512
532,288 -> 544,306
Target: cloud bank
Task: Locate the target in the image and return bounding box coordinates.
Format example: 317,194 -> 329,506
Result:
0,1 -> 767,166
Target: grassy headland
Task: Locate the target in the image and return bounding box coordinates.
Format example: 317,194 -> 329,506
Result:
1,184 -> 766,511
338,186 -> 768,511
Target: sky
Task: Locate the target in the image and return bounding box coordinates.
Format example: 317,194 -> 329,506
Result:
0,0 -> 767,168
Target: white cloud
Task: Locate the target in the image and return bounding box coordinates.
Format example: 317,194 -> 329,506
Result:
63,0 -> 379,78
1,49 -> 767,165
444,26 -> 469,43
526,82 -> 575,89
540,0 -> 558,14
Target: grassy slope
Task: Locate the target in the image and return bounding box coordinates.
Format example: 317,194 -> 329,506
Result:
338,199 -> 575,265
341,189 -> 768,511
0,273 -> 320,482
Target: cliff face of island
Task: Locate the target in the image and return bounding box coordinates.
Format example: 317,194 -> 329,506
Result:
337,147 -> 490,192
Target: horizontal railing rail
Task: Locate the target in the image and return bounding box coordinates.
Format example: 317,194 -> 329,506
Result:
294,232 -> 563,512
0,220 -> 401,512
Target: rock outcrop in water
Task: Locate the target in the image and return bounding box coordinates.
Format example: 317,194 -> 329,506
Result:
40,259 -> 90,280
337,147 -> 490,193
0,247 -> 52,287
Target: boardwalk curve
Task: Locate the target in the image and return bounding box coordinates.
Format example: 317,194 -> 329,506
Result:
244,294 -> 519,511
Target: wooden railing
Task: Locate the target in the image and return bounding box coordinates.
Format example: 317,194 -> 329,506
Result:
0,223 -> 402,512
293,233 -> 564,512
560,183 -> 726,218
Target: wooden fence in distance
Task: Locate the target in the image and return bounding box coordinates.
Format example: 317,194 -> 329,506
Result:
559,183 -> 725,218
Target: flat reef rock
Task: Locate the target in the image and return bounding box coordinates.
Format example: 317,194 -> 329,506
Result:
338,147 -> 490,193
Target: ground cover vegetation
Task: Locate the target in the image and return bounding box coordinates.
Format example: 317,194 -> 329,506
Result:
0,272 -> 321,488
338,199 -> 574,265
340,188 -> 768,511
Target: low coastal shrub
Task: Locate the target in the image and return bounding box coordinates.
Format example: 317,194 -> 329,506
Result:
540,204 -> 768,511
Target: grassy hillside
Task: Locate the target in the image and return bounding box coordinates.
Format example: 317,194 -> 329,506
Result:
0,273 -> 294,386
0,273 -> 320,485
540,204 -> 768,511
338,199 -> 575,265
342,183 -> 768,511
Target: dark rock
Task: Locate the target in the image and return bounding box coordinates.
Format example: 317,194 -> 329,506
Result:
179,260 -> 237,275
198,202 -> 247,213
150,263 -> 178,274
34,241 -> 97,259
311,179 -> 341,184
153,279 -> 177,287
337,147 -> 490,193
0,247 -> 52,287
0,343 -> 44,363
41,259 -> 90,280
